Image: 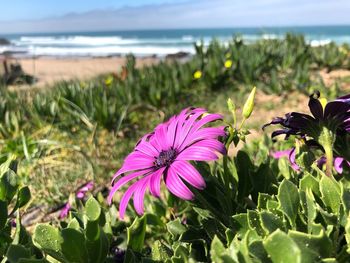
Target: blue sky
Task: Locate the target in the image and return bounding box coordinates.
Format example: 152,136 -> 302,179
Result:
0,0 -> 188,20
1,0 -> 350,33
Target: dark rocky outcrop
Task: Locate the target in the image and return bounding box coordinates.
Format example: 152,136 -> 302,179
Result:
0,38 -> 10,45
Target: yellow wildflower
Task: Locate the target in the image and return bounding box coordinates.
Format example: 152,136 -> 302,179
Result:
193,70 -> 202,79
224,59 -> 233,68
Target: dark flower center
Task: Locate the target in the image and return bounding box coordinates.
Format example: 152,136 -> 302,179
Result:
155,148 -> 177,167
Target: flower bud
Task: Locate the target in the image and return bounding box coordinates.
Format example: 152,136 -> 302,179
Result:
227,98 -> 237,125
242,87 -> 256,119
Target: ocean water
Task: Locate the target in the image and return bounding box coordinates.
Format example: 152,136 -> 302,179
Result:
1,26 -> 350,57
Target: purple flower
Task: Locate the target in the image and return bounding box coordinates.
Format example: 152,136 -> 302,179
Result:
59,202 -> 71,219
263,92 -> 350,140
76,181 -> 94,199
108,108 -> 226,218
272,148 -> 300,171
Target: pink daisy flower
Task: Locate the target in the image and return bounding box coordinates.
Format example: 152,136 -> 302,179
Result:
108,108 -> 226,219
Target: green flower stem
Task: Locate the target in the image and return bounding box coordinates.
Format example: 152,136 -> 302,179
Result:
324,144 -> 334,177
319,126 -> 335,177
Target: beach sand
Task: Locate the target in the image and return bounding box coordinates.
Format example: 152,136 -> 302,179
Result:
12,56 -> 158,88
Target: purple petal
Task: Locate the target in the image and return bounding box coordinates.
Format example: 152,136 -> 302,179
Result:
177,146 -> 219,161
288,148 -> 300,171
59,203 -> 71,219
324,101 -> 350,119
308,96 -> 323,119
149,167 -> 165,197
171,161 -> 206,189
165,167 -> 194,200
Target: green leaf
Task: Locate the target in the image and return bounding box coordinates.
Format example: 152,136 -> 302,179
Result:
342,186 -> 350,216
0,200 -> 7,230
127,215 -> 147,253
151,240 -> 172,261
247,210 -> 265,236
288,230 -> 332,262
277,179 -> 300,226
167,218 -> 187,238
249,240 -> 271,263
263,230 -> 301,263
67,218 -> 81,230
16,186 -> 31,208
33,224 -> 66,262
345,214 -> 350,253
0,169 -> 18,202
85,220 -> 100,241
319,176 -> 341,214
85,197 -> 101,222
85,230 -> 109,263
260,211 -> 285,234
210,235 -> 237,263
61,228 -> 88,263
299,174 -> 320,196
6,244 -> 30,263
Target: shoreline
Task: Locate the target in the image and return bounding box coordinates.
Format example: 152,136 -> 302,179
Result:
5,55 -> 160,88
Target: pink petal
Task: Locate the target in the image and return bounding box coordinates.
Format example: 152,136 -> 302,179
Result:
154,124 -> 170,150
149,167 -> 165,197
334,157 -> 344,174
189,113 -> 223,134
188,139 -> 226,154
133,178 -> 150,215
135,141 -> 159,157
108,169 -> 152,204
175,111 -> 205,148
177,146 -> 219,161
271,149 -> 293,159
165,167 -> 194,200
119,182 -> 139,219
171,161 -> 206,189
179,127 -> 226,150
76,192 -> 85,199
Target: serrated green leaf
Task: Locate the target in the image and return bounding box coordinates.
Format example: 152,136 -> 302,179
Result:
260,211 -> 285,234
300,174 -> 320,196
277,180 -> 299,226
320,176 -> 341,214
167,218 -> 186,238
210,235 -> 237,263
231,214 -> 249,239
263,230 -> 301,263
247,210 -> 265,237
288,230 -> 332,262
